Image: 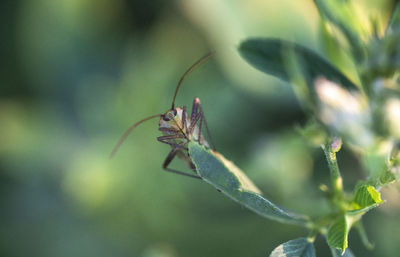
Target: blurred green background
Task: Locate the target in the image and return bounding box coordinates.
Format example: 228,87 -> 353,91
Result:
1,0 -> 399,256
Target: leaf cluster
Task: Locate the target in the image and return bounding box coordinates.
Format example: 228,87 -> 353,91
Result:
188,1 -> 400,256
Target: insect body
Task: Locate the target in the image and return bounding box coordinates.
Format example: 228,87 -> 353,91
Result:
110,53 -> 215,179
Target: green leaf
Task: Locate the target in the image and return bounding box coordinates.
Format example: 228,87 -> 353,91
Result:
238,39 -> 359,94
354,185 -> 383,207
365,29 -> 400,79
362,145 -> 395,187
188,141 -> 310,226
270,238 -> 316,257
346,205 -> 379,216
347,185 -> 384,215
327,215 -> 349,254
314,0 -> 368,61
350,185 -> 384,213
378,168 -> 396,186
387,2 -> 400,33
318,21 -> 360,85
330,247 -> 355,257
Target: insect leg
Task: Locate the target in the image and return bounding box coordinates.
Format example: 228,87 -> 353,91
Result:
191,97 -> 200,120
157,135 -> 188,151
159,127 -> 179,133
182,106 -> 188,133
157,134 -> 185,140
162,145 -> 201,179
198,111 -> 203,144
189,98 -> 216,150
188,97 -> 202,134
198,105 -> 216,150
188,113 -> 201,134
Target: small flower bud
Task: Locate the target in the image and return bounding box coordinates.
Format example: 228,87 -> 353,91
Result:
331,137 -> 342,153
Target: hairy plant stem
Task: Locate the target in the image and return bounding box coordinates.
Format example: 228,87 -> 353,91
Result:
322,138 -> 344,204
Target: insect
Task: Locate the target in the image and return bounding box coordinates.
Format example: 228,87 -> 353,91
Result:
110,52 -> 215,179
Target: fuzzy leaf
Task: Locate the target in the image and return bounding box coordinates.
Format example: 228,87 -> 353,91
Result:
188,141 -> 309,226
238,38 -> 359,93
347,185 -> 384,215
330,247 -> 355,257
270,238 -> 316,257
327,216 -> 349,253
354,185 -> 383,207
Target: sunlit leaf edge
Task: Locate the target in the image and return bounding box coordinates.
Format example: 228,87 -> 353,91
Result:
347,185 -> 384,215
188,141 -> 309,226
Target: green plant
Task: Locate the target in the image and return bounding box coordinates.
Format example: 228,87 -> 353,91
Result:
188,1 -> 400,256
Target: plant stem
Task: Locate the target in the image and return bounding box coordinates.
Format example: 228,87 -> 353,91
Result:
354,221 -> 374,250
322,138 -> 343,197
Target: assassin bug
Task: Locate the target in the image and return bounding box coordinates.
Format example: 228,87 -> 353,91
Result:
110,52 -> 215,179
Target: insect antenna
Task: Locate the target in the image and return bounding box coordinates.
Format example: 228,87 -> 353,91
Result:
110,114 -> 162,158
171,51 -> 215,109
